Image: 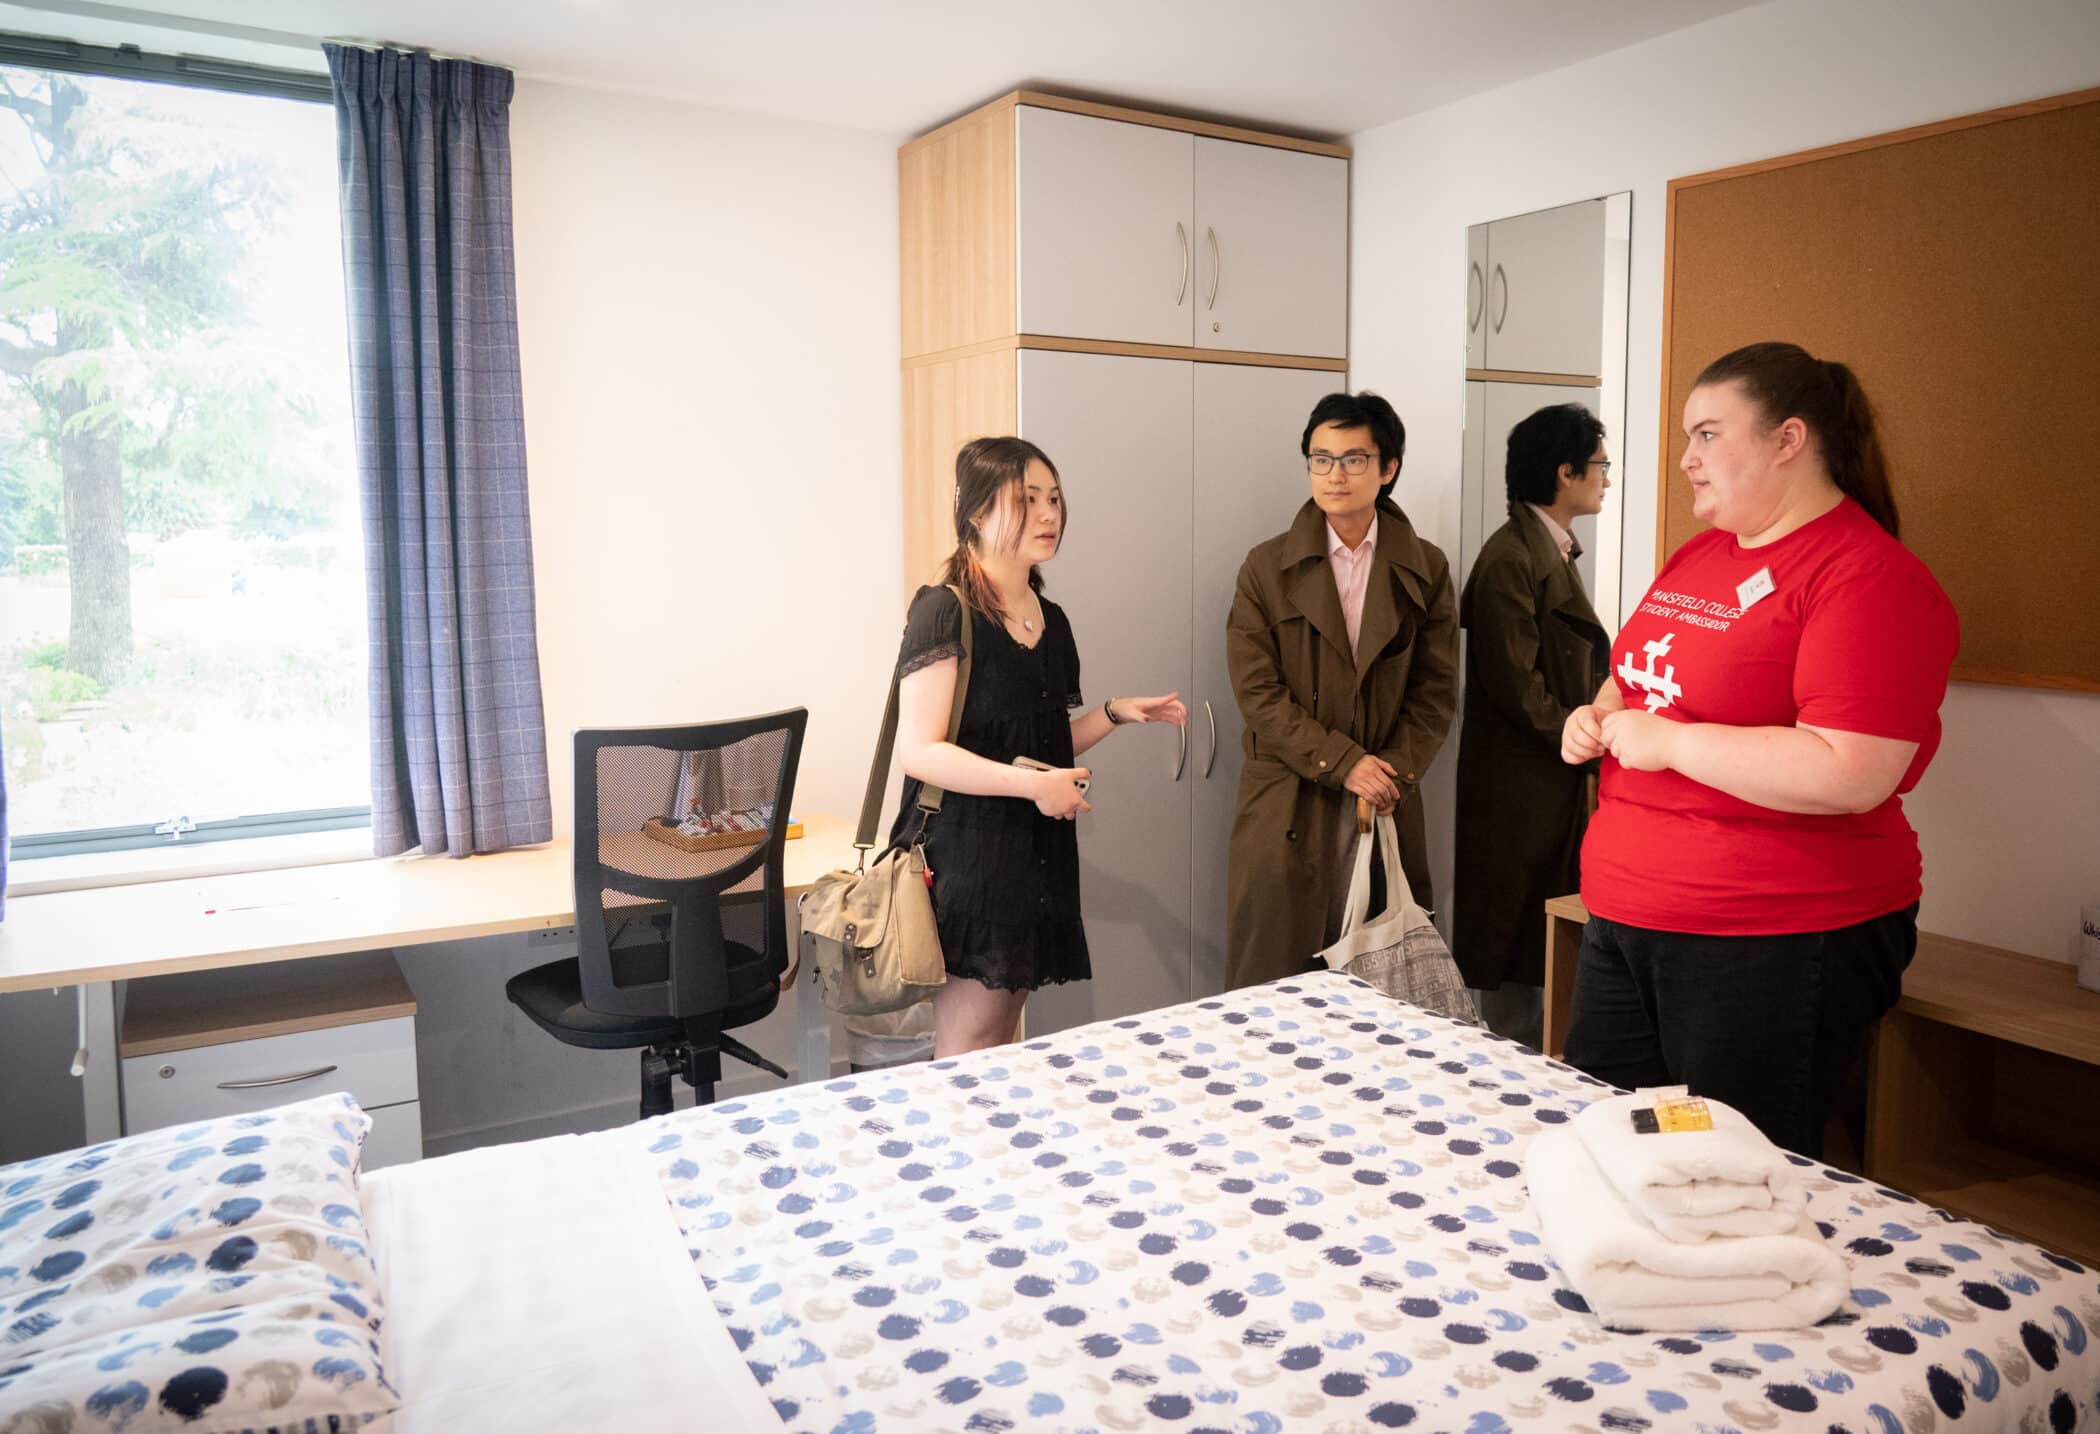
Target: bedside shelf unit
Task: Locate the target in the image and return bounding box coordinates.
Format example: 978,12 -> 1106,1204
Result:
1865,933 -> 2100,1267
1540,901 -> 2100,1265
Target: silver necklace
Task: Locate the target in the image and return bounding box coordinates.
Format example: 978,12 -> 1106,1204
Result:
1020,595 -> 1042,632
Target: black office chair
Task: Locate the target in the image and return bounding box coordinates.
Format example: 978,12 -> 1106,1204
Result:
507,709 -> 807,1117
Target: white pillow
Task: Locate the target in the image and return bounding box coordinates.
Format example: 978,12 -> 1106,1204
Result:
0,1092 -> 398,1432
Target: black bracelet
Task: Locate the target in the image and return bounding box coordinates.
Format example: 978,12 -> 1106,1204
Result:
1103,697 -> 1127,725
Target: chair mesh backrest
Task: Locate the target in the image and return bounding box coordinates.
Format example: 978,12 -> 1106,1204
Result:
595,729 -> 789,906
574,712 -> 805,1020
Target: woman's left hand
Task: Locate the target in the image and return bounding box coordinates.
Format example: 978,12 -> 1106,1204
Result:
1599,708 -> 1679,772
1116,693 -> 1188,727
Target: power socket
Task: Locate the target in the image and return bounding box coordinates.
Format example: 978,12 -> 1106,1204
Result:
528,925 -> 577,947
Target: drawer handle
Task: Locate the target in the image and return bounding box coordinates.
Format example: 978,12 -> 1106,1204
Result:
214,1064 -> 340,1091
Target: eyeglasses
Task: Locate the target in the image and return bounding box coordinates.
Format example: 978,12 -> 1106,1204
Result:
1587,459 -> 1612,475
1307,452 -> 1375,476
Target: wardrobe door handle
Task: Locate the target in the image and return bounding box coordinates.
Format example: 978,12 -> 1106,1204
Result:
1206,227 -> 1221,310
1201,700 -> 1218,779
1172,720 -> 1188,782
1467,261 -> 1484,334
1175,222 -> 1189,306
1491,262 -> 1510,333
215,1064 -> 339,1091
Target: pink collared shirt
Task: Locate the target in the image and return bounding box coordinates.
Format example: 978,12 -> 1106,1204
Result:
1327,515 -> 1378,658
1526,504 -> 1576,561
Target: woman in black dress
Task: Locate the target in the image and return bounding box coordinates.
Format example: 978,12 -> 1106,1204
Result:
892,437 -> 1186,1057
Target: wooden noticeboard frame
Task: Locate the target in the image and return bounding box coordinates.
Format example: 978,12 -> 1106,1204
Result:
1658,87 -> 2100,693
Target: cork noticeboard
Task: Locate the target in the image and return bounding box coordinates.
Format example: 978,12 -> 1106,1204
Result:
1658,88 -> 2100,693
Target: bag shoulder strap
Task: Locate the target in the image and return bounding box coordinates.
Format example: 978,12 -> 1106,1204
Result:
917,583 -> 974,816
855,583 -> 974,854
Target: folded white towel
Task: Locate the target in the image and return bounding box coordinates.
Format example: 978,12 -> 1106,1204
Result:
1572,1091 -> 1806,1241
1526,1127 -> 1847,1332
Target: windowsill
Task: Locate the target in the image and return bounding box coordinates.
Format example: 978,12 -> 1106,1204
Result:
8,828 -> 376,897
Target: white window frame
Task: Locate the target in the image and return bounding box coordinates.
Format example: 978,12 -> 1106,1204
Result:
0,31 -> 367,862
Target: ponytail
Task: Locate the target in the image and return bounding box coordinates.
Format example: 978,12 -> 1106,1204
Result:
1694,342 -> 1901,537
939,544 -> 1011,623
1822,360 -> 1899,538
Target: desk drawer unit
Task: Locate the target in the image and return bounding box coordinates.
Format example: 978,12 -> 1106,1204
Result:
119,950 -> 422,1169
124,1016 -> 415,1125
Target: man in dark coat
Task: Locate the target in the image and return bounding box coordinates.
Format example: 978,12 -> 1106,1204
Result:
1453,402 -> 1614,1045
1225,392 -> 1459,991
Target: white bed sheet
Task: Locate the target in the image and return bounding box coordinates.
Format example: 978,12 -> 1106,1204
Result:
359,1127 -> 778,1433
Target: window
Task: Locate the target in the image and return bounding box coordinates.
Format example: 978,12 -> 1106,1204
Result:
0,37 -> 367,857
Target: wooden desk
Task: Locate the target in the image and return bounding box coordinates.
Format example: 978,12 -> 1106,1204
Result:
1537,897 -> 2100,1262
0,815 -> 858,1142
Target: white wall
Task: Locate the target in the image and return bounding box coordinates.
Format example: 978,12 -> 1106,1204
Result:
513,80 -> 902,832
1351,0 -> 2100,964
394,80 -> 902,1149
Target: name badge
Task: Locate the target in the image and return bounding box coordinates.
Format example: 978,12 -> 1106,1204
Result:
1736,566 -> 1775,611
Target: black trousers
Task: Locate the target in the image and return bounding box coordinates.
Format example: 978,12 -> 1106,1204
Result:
1562,903 -> 1918,1159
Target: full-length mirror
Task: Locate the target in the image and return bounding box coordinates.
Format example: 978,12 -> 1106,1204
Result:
1439,190 -> 1631,1048
1459,192 -> 1631,622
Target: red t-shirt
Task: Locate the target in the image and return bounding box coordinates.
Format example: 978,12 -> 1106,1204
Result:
1581,497 -> 1958,935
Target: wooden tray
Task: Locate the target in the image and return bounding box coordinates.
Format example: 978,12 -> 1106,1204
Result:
640,817 -> 803,853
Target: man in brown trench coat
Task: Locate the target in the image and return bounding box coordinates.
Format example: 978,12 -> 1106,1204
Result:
1453,403 -> 1614,1045
1224,392 -> 1459,991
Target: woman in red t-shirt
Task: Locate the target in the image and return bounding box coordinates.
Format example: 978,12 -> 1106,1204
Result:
1558,341 -> 1958,1158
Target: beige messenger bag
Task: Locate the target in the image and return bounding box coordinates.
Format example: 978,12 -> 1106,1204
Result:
798,585 -> 973,1016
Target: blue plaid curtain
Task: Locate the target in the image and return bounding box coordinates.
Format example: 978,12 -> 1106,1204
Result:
326,45 -> 552,858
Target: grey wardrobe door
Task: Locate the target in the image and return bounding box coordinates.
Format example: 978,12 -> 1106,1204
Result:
1190,363 -> 1339,998
1482,200 -> 1607,377
1015,107 -> 1196,347
1017,349 -> 1195,1035
1191,138 -> 1348,358
1465,225 -> 1489,371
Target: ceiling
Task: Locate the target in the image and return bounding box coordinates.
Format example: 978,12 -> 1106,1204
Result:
2,0 -> 1762,140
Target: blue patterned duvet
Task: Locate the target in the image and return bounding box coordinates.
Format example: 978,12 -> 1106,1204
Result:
640,974 -> 2100,1432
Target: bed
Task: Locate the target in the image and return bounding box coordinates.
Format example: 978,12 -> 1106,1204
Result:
6,973 -> 2097,1432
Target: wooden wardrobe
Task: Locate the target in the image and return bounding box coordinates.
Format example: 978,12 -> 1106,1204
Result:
899,91 -> 1350,1034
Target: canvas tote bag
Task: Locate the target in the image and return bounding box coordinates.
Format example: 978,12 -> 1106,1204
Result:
798,586 -> 973,1016
1314,804 -> 1479,1024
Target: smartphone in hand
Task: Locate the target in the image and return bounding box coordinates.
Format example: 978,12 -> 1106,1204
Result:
1012,754 -> 1089,793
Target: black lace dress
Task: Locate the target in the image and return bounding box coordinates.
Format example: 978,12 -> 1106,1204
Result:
887,585 -> 1091,991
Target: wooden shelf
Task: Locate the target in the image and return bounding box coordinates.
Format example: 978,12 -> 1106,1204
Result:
1900,933 -> 2100,1064
1540,901 -> 2100,1262
122,949 -> 415,1057
1014,334 -> 1347,372
1876,1136 -> 2100,1269
1466,367 -> 1602,387
1869,980 -> 2100,1267
1537,901 -> 2100,1068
